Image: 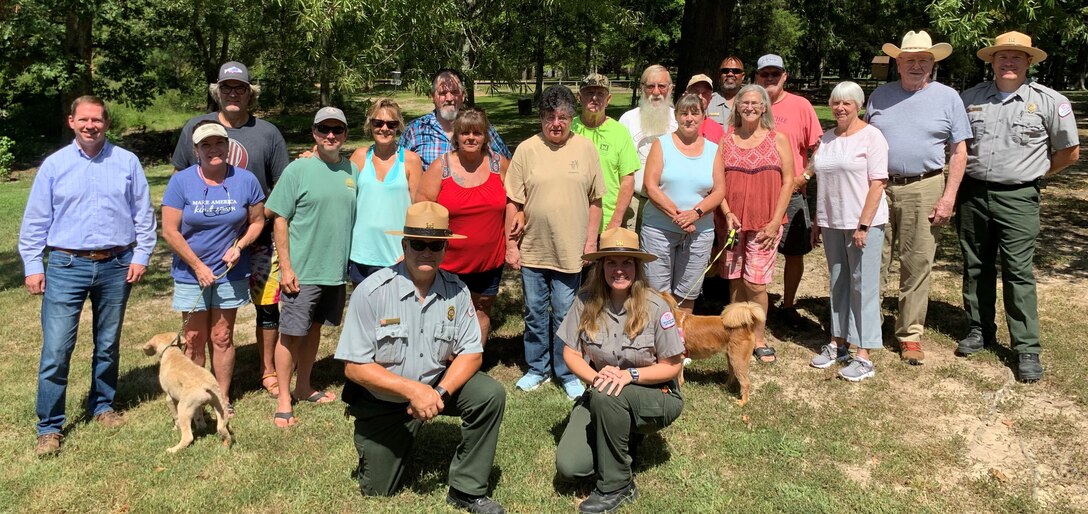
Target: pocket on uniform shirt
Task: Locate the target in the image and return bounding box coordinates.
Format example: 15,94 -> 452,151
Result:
433,323 -> 457,362
621,334 -> 657,368
1013,115 -> 1046,145
374,325 -> 407,365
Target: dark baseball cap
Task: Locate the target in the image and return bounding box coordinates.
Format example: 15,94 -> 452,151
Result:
218,61 -> 251,85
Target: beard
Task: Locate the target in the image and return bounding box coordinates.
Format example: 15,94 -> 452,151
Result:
638,94 -> 672,136
437,105 -> 458,122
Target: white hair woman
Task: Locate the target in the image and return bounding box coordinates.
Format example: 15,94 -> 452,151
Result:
809,81 -> 889,381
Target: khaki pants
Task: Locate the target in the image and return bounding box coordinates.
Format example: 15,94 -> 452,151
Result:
881,174 -> 944,343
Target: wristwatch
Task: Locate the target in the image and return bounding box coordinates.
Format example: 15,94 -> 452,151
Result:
434,385 -> 451,402
857,224 -> 869,232
694,207 -> 704,217
628,368 -> 639,384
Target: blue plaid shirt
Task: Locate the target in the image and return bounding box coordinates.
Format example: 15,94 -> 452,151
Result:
399,111 -> 512,167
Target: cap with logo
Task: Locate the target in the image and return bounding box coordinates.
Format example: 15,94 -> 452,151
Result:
756,54 -> 786,72
217,61 -> 251,85
314,107 -> 347,125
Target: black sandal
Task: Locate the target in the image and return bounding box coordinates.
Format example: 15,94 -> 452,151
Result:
753,345 -> 777,363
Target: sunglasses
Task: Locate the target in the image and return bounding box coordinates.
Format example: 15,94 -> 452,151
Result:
371,119 -> 400,130
407,239 -> 447,252
314,124 -> 346,135
720,67 -> 744,75
757,71 -> 783,79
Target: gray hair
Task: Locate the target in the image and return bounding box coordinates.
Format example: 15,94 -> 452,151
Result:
539,85 -> 577,117
675,93 -> 704,117
727,84 -> 775,130
208,83 -> 262,111
431,70 -> 465,95
640,64 -> 671,86
828,81 -> 865,109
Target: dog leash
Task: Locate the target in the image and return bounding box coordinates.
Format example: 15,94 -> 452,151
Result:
167,248 -> 238,354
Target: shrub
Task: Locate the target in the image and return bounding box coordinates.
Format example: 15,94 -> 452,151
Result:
0,136 -> 15,181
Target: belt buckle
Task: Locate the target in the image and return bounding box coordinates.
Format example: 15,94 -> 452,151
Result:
88,249 -> 108,260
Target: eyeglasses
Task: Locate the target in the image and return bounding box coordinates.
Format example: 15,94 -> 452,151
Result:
200,185 -> 236,218
407,239 -> 447,252
642,83 -> 671,92
220,85 -> 250,96
757,71 -> 783,79
371,119 -> 400,130
314,124 -> 346,135
720,68 -> 744,75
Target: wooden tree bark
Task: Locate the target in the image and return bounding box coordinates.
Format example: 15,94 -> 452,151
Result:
676,0 -> 736,100
61,9 -> 93,127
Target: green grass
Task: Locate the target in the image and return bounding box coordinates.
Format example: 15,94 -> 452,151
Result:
2,90 -> 1087,512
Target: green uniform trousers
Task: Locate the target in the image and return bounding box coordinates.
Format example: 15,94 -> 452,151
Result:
955,176 -> 1041,354
555,383 -> 683,492
349,372 -> 506,496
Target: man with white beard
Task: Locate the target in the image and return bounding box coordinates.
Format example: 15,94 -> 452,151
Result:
618,65 -> 677,232
401,69 -> 512,168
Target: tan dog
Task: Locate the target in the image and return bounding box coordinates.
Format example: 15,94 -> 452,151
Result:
143,332 -> 233,453
662,297 -> 765,406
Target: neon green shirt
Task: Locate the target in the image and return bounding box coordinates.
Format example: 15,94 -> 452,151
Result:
572,117 -> 639,230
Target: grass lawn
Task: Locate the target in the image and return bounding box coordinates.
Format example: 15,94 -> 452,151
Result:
2,87 -> 1087,512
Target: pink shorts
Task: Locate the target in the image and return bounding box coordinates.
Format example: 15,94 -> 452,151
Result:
719,228 -> 783,285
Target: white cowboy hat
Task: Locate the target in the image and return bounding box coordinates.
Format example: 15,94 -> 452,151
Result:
977,31 -> 1047,63
882,30 -> 953,62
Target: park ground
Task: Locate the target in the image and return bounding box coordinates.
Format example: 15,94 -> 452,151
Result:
0,88 -> 1086,512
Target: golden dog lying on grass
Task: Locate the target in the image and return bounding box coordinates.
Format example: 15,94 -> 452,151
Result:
143,332 -> 233,453
661,296 -> 765,406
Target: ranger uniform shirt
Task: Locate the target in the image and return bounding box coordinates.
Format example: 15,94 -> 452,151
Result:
335,263 -> 482,403
961,79 -> 1079,184
557,292 -> 685,373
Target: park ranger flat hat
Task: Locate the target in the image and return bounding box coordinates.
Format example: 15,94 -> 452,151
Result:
582,227 -> 657,262
882,30 -> 953,61
386,201 -> 466,240
977,31 -> 1047,63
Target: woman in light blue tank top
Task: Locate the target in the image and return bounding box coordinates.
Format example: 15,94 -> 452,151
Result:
346,99 -> 423,285
641,93 -> 726,314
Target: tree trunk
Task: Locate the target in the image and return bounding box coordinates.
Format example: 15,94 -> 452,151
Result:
676,0 -> 737,101
533,34 -> 545,102
61,9 -> 93,136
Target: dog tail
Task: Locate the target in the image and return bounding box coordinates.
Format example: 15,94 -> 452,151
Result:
721,301 -> 766,329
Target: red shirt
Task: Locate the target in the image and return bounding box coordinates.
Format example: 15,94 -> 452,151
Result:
437,164 -> 507,274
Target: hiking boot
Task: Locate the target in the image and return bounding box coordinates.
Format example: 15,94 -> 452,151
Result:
579,481 -> 639,513
899,341 -> 924,365
446,488 -> 506,514
35,433 -> 62,458
94,410 -> 126,428
515,372 -> 550,392
955,329 -> 995,357
562,379 -> 586,401
839,357 -> 876,382
1017,353 -> 1044,382
810,343 -> 850,369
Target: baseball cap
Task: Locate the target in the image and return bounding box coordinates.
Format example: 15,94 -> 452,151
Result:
217,61 -> 251,84
756,54 -> 786,72
686,74 -> 713,89
313,106 -> 347,125
192,123 -> 229,145
580,73 -> 610,91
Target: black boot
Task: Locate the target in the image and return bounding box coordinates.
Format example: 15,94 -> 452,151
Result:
579,481 -> 638,513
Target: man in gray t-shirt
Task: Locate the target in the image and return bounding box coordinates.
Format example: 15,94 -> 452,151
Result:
866,31 -> 971,366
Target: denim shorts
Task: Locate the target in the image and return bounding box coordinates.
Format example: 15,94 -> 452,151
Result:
455,266 -> 504,296
173,279 -> 251,311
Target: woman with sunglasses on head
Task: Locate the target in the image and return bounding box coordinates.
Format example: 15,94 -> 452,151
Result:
346,98 -> 423,285
162,120 -> 266,415
417,107 -> 512,346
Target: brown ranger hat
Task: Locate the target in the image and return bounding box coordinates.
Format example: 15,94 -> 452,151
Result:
385,201 -> 467,240
977,31 -> 1047,63
582,227 -> 658,262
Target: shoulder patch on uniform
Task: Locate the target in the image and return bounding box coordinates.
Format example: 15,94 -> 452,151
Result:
1058,103 -> 1073,118
660,311 -> 676,330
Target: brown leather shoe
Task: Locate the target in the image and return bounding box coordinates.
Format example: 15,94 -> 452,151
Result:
94,410 -> 126,428
36,433 -> 62,457
900,341 -> 924,365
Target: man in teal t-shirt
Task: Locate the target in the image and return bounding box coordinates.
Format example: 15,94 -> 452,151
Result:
265,107 -> 357,426
572,73 -> 640,232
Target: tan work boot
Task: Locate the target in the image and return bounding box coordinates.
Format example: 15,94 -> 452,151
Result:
36,433 -> 62,457
94,410 -> 126,428
900,341 -> 924,365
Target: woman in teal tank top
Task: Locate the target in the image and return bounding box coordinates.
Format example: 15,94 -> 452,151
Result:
347,99 -> 423,285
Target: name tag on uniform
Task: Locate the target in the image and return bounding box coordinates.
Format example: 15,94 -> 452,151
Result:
967,106 -> 982,113
380,317 -> 400,327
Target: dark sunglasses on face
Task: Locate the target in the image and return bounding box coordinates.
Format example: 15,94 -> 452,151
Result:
720,68 -> 744,75
371,119 -> 400,130
314,124 -> 346,135
757,71 -> 783,79
408,239 -> 447,252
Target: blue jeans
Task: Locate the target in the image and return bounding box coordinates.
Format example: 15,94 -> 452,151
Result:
37,249 -> 133,436
520,267 -> 580,383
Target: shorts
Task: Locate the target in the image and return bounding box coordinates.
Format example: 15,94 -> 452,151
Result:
640,224 -> 713,300
455,266 -> 505,296
349,261 -> 386,286
172,279 -> 251,311
279,284 -> 347,336
720,227 -> 783,285
778,192 -> 814,256
249,243 -> 280,305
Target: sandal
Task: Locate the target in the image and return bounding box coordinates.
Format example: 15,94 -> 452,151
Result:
754,345 -> 777,364
294,390 -> 336,404
273,411 -> 297,428
261,372 -> 280,397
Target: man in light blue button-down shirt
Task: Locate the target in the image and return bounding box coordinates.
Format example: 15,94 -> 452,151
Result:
18,95 -> 156,457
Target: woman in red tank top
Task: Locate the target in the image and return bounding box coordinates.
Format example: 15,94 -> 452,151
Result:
417,108 -> 513,346
716,84 -> 795,363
